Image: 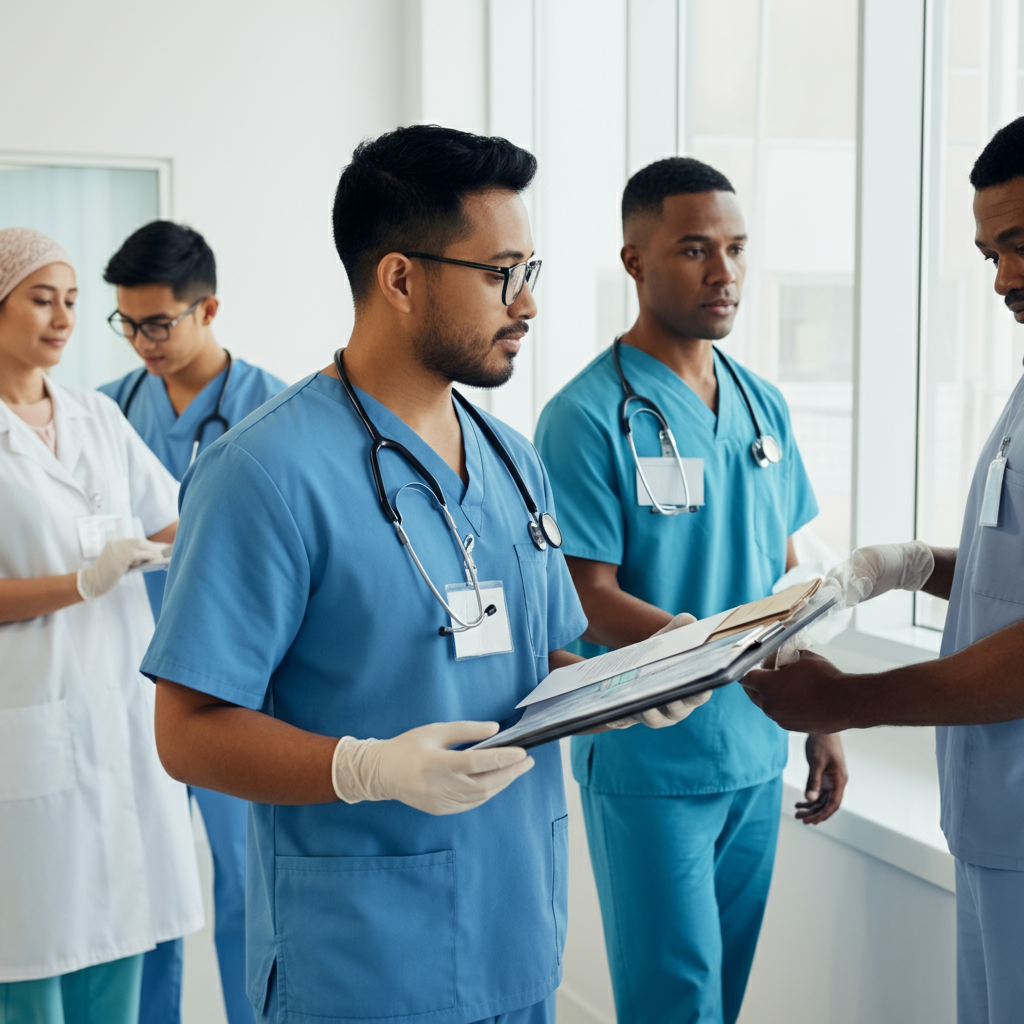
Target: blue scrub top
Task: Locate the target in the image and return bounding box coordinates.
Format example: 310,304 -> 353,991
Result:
938,371 -> 1024,871
141,372 -> 587,1024
535,343 -> 818,796
99,358 -> 285,616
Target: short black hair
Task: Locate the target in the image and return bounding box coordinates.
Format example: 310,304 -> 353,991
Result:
971,116 -> 1024,190
622,156 -> 735,226
104,221 -> 216,301
332,124 -> 537,300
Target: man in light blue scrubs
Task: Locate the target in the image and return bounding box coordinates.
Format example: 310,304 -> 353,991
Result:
745,116 -> 1024,1024
139,127 -> 701,1024
99,221 -> 285,1024
535,157 -> 847,1024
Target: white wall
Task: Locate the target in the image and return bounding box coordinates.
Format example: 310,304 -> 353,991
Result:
0,0 -> 410,386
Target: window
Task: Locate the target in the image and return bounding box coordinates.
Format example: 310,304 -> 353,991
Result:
916,0 -> 1024,631
0,160 -> 163,389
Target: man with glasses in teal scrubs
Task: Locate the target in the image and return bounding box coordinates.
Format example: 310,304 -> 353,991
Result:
138,127 -> 704,1024
100,222 -> 284,1024
535,157 -> 847,1024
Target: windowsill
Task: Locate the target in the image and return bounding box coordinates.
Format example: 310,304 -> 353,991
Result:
780,627 -> 953,893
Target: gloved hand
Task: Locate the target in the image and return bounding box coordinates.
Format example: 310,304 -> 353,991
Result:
828,540 -> 935,606
773,541 -> 935,667
76,537 -> 168,601
605,688 -> 712,729
331,721 -> 534,815
605,610 -> 711,729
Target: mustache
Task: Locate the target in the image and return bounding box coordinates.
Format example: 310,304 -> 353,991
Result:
492,321 -> 530,343
1005,289 -> 1024,308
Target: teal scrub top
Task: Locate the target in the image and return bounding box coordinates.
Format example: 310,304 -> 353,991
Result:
535,343 -> 818,796
141,372 -> 587,1024
938,371 -> 1024,870
99,359 -> 285,616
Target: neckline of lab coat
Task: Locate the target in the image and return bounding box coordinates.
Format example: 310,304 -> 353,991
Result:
613,342 -> 736,443
0,377 -> 93,500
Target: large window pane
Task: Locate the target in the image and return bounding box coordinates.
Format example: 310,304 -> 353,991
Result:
686,0 -> 859,558
916,0 -> 1024,631
0,163 -> 160,390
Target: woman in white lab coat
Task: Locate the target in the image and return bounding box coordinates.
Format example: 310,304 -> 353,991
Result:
0,228 -> 203,1023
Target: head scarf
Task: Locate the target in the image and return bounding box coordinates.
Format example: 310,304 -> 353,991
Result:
0,228 -> 73,304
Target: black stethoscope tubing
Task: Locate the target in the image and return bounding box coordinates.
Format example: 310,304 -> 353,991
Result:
120,350 -> 234,465
612,338 -> 781,472
333,349 -> 562,552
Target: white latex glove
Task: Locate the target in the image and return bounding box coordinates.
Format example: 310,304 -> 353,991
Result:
829,540 -> 935,606
773,541 -> 935,667
605,610 -> 712,729
76,537 -> 168,601
331,721 -> 534,815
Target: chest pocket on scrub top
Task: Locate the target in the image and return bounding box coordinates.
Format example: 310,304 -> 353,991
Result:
515,542 -> 549,658
752,457 -> 789,583
971,461 -> 1024,611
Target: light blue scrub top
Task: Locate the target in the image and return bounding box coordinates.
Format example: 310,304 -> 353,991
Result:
99,359 -> 285,616
938,371 -> 1024,871
141,372 -> 587,1024
535,344 -> 818,796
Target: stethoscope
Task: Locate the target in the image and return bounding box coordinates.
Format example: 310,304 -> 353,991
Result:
120,351 -> 234,466
612,338 -> 781,516
334,349 -> 561,636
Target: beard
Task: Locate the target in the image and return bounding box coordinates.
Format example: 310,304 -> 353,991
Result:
412,297 -> 526,389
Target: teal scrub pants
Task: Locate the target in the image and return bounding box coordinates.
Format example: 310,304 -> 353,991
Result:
956,858 -> 1024,1023
580,776 -> 782,1024
0,954 -> 143,1024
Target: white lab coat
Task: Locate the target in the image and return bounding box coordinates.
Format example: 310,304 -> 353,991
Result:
0,380 -> 204,981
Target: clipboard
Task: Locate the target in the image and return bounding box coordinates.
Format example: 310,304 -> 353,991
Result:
470,590 -> 835,750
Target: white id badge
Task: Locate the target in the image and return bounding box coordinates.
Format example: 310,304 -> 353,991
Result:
636,457 -> 704,507
979,457 -> 1007,527
445,581 -> 514,660
76,514 -> 126,559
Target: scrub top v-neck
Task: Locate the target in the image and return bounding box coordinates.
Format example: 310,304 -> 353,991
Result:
141,371 -> 587,1023
99,358 -> 286,617
536,343 -> 818,795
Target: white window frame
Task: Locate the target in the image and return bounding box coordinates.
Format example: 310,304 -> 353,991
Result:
0,151 -> 173,219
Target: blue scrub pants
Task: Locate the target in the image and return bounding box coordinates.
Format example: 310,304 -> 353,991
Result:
580,776 -> 782,1024
0,953 -> 143,1024
139,786 -> 251,1024
956,858 -> 1024,1023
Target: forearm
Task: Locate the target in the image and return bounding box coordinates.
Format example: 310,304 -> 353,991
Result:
579,585 -> 671,648
0,574 -> 82,623
549,648 -> 584,672
154,680 -> 338,804
848,619 -> 1024,727
922,546 -> 957,601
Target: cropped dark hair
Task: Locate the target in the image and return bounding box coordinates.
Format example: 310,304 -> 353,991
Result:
622,156 -> 734,226
333,124 -> 537,300
104,221 -> 216,301
971,116 -> 1024,190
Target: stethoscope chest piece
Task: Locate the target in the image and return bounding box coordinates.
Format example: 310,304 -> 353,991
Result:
751,434 -> 781,469
529,512 -> 563,551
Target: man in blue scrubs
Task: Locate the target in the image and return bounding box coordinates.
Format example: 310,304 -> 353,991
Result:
535,157 -> 847,1024
745,116 -> 1024,1024
140,127 -> 703,1024
100,221 -> 285,1024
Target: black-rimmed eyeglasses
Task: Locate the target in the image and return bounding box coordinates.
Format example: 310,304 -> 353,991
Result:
402,252 -> 542,306
108,296 -> 206,342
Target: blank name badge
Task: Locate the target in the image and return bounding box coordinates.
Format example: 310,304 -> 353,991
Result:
76,514 -> 126,559
635,457 -> 705,508
445,581 -> 514,660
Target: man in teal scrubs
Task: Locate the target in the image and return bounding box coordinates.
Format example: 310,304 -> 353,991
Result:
139,127 -> 702,1024
744,115 -> 1024,1024
535,157 -> 847,1024
99,221 -> 284,1024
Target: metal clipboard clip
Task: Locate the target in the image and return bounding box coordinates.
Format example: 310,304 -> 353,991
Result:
731,620 -> 787,651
